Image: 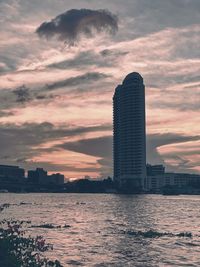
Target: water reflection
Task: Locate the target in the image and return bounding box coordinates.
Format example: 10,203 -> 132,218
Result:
110,195 -> 158,266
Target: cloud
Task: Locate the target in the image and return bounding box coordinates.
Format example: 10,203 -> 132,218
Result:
0,122 -> 111,152
56,133 -> 200,176
0,0 -> 200,177
100,49 -> 128,57
57,135 -> 112,158
147,133 -> 200,173
0,62 -> 11,73
0,121 -> 199,177
57,135 -> 112,177
0,110 -> 15,118
13,85 -> 31,103
123,0 -> 200,38
12,85 -> 58,104
148,133 -> 200,147
0,71 -> 111,118
0,85 -> 57,113
48,49 -> 125,70
23,161 -> 100,174
0,122 -> 112,173
151,100 -> 200,112
36,9 -> 118,45
45,72 -> 110,91
157,138 -> 200,173
149,81 -> 200,111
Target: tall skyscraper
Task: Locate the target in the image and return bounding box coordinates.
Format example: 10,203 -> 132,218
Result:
113,72 -> 146,192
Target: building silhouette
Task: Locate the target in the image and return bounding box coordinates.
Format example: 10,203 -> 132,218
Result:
0,165 -> 25,182
28,168 -> 47,184
27,168 -> 64,185
113,72 -> 146,192
146,164 -> 165,176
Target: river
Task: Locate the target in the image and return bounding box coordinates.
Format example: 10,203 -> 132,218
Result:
0,193 -> 200,266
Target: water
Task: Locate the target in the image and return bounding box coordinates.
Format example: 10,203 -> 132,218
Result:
1,193 -> 200,266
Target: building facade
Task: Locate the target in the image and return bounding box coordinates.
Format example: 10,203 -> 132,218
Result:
113,72 -> 146,191
146,172 -> 200,193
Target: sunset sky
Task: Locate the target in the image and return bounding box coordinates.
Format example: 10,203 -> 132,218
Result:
0,0 -> 199,179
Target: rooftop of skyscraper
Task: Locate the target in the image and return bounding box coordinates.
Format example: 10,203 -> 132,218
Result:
123,72 -> 143,85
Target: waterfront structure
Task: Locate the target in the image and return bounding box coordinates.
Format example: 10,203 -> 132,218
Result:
0,165 -> 25,181
113,72 -> 146,191
146,172 -> 200,193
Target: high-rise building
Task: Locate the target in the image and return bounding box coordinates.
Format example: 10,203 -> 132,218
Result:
113,72 -> 146,191
28,168 -> 47,184
0,164 -> 25,181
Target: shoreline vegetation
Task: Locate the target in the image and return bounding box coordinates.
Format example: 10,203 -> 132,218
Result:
0,203 -> 63,267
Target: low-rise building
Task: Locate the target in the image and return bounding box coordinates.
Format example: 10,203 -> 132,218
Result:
146,172 -> 200,193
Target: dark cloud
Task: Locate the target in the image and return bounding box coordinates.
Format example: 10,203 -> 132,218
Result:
0,85 -> 57,113
0,122 -> 111,151
45,72 -> 110,91
100,49 -> 129,57
57,136 -> 112,158
36,9 -> 118,45
13,85 -> 31,103
35,93 -> 56,100
57,133 -> 200,160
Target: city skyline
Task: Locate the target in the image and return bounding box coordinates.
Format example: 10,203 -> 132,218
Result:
0,0 -> 200,179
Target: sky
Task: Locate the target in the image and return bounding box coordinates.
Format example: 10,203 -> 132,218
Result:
0,0 -> 200,179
